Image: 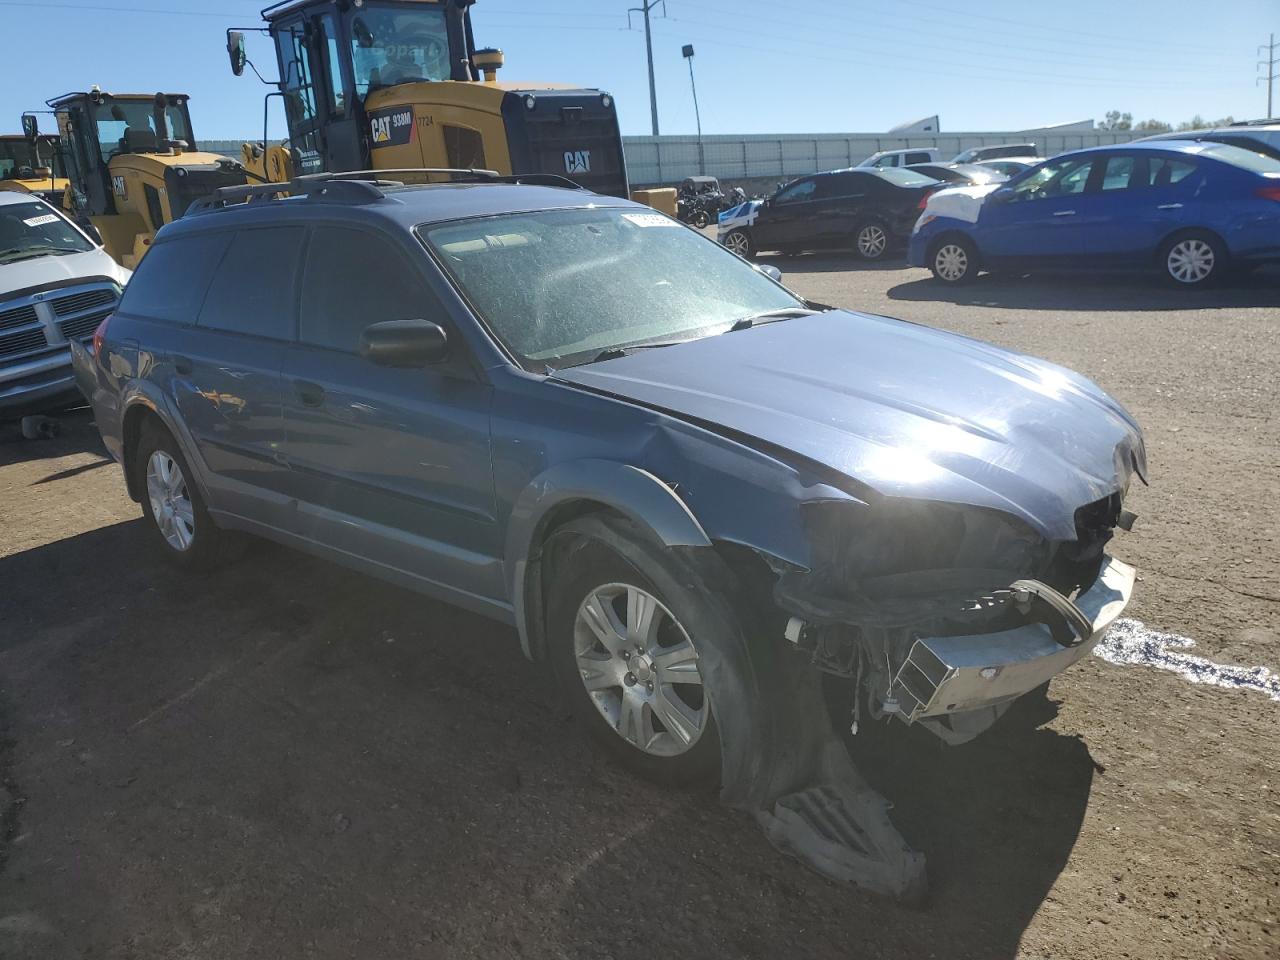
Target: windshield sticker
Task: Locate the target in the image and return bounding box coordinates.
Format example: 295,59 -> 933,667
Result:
622,212 -> 679,228
23,213 -> 59,227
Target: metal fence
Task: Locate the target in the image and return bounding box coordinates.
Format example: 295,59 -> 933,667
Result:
205,129 -> 1143,188
622,130 -> 1143,186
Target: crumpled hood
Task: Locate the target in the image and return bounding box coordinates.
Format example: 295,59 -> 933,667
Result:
0,247 -> 130,296
552,310 -> 1146,540
919,183 -> 1000,224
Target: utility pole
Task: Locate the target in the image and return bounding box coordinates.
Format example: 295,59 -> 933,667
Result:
682,44 -> 704,174
628,0 -> 665,135
1260,33 -> 1278,119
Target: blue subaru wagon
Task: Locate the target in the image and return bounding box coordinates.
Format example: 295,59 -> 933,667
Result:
73,172 -> 1145,896
909,141 -> 1280,286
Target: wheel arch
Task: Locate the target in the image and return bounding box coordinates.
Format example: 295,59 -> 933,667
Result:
504,459 -> 712,661
1154,225 -> 1229,263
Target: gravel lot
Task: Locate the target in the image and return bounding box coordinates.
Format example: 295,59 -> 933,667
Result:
1,258 -> 1276,959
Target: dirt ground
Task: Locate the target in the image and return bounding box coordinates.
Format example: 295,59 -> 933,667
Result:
0,261 -> 1276,959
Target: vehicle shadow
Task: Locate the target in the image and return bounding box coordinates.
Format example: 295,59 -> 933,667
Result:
760,251 -> 913,274
888,266 -> 1280,311
0,522 -> 1088,960
0,406 -> 107,468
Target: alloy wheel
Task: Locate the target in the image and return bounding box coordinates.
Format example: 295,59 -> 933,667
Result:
146,450 -> 195,551
934,243 -> 969,282
724,230 -> 750,257
1166,238 -> 1215,284
573,582 -> 708,757
857,224 -> 888,258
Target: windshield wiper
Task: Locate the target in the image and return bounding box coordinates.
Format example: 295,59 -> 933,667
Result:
728,306 -> 818,331
587,338 -> 699,364
0,245 -> 84,263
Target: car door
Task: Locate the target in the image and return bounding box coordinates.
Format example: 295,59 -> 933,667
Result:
1075,153 -> 1202,264
753,177 -> 820,251
977,154 -> 1098,262
280,224 -> 502,601
166,226 -> 302,522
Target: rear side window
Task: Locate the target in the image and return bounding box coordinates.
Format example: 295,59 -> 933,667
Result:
873,167 -> 937,188
1146,157 -> 1198,186
299,227 -> 436,353
197,226 -> 304,340
117,232 -> 231,324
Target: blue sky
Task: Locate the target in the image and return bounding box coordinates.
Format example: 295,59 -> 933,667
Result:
0,0 -> 1272,139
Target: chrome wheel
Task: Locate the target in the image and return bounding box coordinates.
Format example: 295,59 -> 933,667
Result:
934,242 -> 969,282
573,582 -> 708,757
723,230 -> 751,257
146,450 -> 195,551
857,223 -> 888,259
1166,238 -> 1215,284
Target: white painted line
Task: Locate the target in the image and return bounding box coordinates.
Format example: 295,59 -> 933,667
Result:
1094,618 -> 1280,702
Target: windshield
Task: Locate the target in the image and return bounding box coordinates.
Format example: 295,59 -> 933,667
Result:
873,168 -> 939,187
350,3 -> 451,101
0,199 -> 94,263
0,139 -> 63,180
421,207 -> 802,367
91,99 -> 194,164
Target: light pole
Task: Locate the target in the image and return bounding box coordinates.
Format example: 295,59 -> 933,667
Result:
627,0 -> 665,136
682,43 -> 703,174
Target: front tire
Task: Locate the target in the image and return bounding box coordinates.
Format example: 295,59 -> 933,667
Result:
692,209 -> 710,228
722,228 -> 755,260
1160,231 -> 1226,287
135,423 -> 223,570
929,235 -> 979,284
547,517 -> 724,787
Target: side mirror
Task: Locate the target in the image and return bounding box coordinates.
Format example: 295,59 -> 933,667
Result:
227,30 -> 247,77
21,113 -> 38,141
989,187 -> 1013,204
359,319 -> 449,367
758,264 -> 783,282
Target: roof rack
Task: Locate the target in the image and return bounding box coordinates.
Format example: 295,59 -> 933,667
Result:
184,167 -> 587,217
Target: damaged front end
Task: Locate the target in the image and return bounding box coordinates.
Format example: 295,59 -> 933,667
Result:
774,492 -> 1137,743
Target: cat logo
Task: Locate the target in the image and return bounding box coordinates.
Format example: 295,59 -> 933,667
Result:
563,150 -> 591,174
111,175 -> 127,199
369,106 -> 414,147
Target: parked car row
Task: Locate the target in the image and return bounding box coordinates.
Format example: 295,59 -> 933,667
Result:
909,140 -> 1280,287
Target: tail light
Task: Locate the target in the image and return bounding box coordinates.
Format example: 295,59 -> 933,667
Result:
917,192 -> 932,210
91,313 -> 112,356
1256,186 -> 1280,202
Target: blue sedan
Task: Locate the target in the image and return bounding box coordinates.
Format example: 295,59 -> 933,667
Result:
908,141 -> 1280,287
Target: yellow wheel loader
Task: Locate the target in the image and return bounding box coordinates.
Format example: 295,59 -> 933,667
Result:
227,0 -> 676,213
43,89 -> 249,267
0,129 -> 70,207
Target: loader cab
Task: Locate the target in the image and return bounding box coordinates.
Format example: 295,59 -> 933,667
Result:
252,0 -> 629,197
48,90 -> 196,217
0,134 -> 68,206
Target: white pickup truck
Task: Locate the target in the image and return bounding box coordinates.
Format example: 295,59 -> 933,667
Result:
0,192 -> 130,421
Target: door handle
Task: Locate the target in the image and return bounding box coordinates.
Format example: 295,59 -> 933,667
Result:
168,354 -> 193,374
1157,203 -> 1183,210
293,379 -> 325,407
1052,210 -> 1076,217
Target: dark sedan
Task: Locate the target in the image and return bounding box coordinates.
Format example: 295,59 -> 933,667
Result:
717,167 -> 941,260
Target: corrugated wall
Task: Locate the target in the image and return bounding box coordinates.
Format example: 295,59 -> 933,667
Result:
204,129 -> 1142,186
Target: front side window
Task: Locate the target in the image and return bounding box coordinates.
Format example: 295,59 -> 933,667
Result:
0,200 -> 94,265
349,3 -> 450,102
300,227 -> 437,353
197,227 -> 304,340
1009,156 -> 1095,201
421,207 -> 801,368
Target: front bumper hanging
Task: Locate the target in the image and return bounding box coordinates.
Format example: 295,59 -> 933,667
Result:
890,555 -> 1135,722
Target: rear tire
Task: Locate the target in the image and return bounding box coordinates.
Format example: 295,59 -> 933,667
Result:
929,235 -> 979,284
1160,230 -> 1227,288
546,517 -> 725,787
853,220 -> 890,261
722,228 -> 755,260
692,209 -> 710,228
135,423 -> 223,571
